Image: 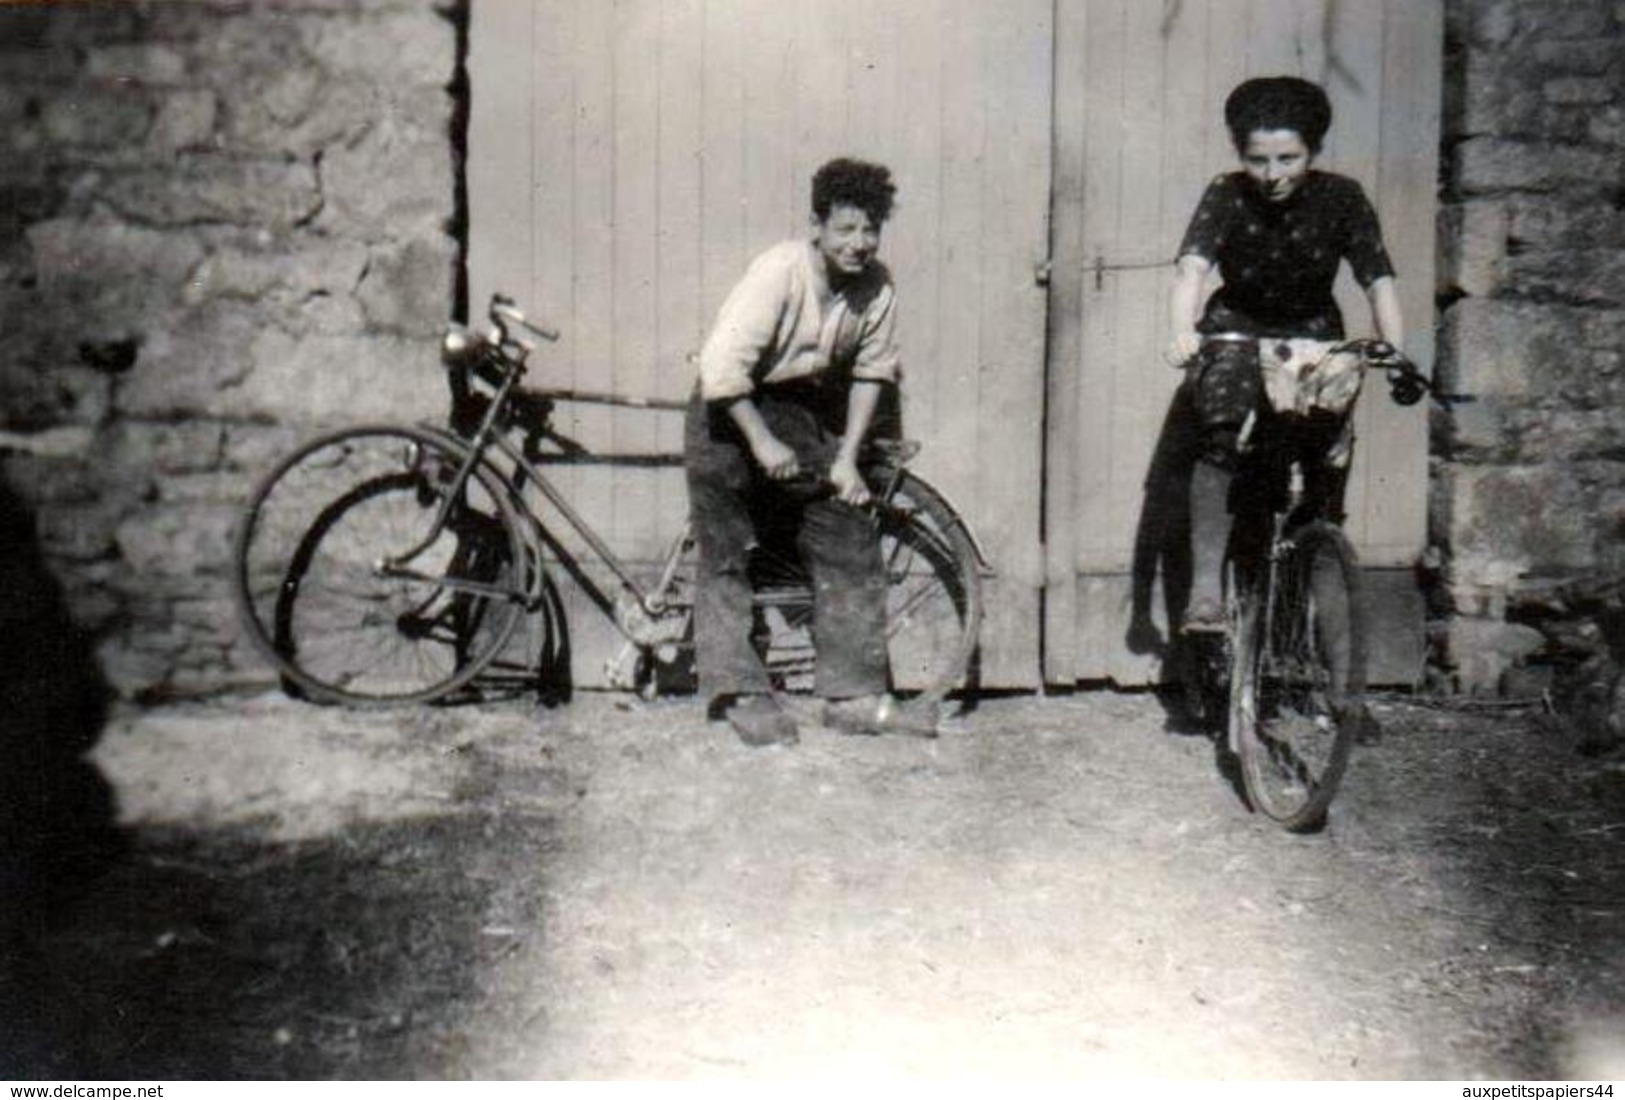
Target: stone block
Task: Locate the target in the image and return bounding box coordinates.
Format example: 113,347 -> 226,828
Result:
1508,196 -> 1625,249
114,500 -> 239,578
40,87 -> 154,149
182,235 -> 370,309
1592,106 -> 1625,147
221,422 -> 316,473
0,453 -> 102,506
1459,56 -> 1546,137
1437,200 -> 1507,297
39,501 -> 125,563
1437,298 -> 1554,398
1445,465 -> 1598,585
62,578 -> 124,635
0,44 -> 80,84
223,66 -> 326,152
1467,0 -> 1521,46
115,301 -> 261,417
317,116 -> 454,240
1543,77 -> 1617,106
156,470 -> 257,505
184,15 -> 310,93
356,236 -> 456,337
287,293 -> 370,338
0,362 -> 113,432
1516,408 -> 1625,464
97,419 -> 226,477
228,330 -> 445,425
298,9 -> 456,89
95,633 -> 175,700
26,216 -> 205,334
1511,249 -> 1625,308
102,155 -> 321,231
1515,0 -> 1614,38
1442,615 -> 1548,695
1531,38 -> 1621,74
34,3 -> 150,46
1579,308 -> 1625,351
84,43 -> 189,85
1442,396 -> 1515,460
147,90 -> 218,154
1455,137 -> 1621,193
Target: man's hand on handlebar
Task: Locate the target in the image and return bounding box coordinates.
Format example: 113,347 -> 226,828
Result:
750,434 -> 801,481
828,455 -> 873,507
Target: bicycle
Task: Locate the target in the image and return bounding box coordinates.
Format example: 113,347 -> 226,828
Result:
1180,333 -> 1432,831
233,293 -> 987,709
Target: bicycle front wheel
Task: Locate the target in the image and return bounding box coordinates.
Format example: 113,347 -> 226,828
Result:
234,425 -> 528,706
1229,521 -> 1366,831
743,470 -> 983,706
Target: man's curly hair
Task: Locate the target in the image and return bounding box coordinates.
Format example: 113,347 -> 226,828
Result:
811,158 -> 896,225
1224,76 -> 1333,154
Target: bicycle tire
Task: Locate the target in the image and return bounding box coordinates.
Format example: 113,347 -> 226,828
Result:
234,425 -> 529,706
1229,520 -> 1366,831
668,469 -> 983,706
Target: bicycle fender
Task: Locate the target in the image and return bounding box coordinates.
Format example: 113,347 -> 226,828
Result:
898,471 -> 995,574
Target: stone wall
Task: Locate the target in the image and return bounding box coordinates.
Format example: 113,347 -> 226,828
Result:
1435,0 -> 1625,694
0,1 -> 461,698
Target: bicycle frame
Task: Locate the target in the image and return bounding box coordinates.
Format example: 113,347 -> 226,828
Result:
379,390 -> 687,628
377,331 -> 977,661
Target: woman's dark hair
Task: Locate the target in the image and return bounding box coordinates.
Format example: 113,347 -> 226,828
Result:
811,157 -> 896,224
1224,76 -> 1333,154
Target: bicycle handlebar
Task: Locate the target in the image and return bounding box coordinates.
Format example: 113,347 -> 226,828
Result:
490,294 -> 560,343
1193,332 -> 1441,408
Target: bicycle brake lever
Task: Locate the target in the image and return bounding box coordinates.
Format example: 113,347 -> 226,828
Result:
491,299 -> 560,343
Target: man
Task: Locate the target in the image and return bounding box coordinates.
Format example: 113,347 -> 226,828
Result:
685,157 -> 935,746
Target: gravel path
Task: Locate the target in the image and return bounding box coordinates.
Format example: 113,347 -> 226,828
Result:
9,689 -> 1621,1080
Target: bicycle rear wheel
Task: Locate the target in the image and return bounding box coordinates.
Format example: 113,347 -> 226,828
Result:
1229,521 -> 1366,831
234,425 -> 528,706
741,470 -> 982,706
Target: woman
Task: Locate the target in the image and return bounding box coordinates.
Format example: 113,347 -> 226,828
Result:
687,157 -> 936,746
1165,76 -> 1404,631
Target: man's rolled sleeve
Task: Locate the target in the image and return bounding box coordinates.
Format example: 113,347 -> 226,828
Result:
698,250 -> 792,401
850,284 -> 901,384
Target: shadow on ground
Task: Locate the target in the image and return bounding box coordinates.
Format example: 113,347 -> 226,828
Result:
1351,699 -> 1625,1078
4,814 -> 558,1080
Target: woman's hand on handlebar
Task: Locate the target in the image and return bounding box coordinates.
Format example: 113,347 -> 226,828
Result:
1164,330 -> 1202,369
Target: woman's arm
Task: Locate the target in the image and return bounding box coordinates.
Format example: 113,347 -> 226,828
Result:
1165,253 -> 1212,367
1366,275 -> 1404,350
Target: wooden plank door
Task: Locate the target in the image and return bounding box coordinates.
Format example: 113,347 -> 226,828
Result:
468,0 -> 1052,689
1045,0 -> 1441,685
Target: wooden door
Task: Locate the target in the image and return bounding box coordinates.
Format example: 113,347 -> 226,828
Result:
468,0 -> 1052,689
1045,0 -> 1442,685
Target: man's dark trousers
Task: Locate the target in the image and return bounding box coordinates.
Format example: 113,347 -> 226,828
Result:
684,384 -> 888,702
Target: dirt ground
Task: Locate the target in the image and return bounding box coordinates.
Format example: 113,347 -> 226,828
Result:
4,687 -> 1624,1081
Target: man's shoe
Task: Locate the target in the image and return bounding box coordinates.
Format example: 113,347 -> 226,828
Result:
822,694 -> 940,738
724,694 -> 799,747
